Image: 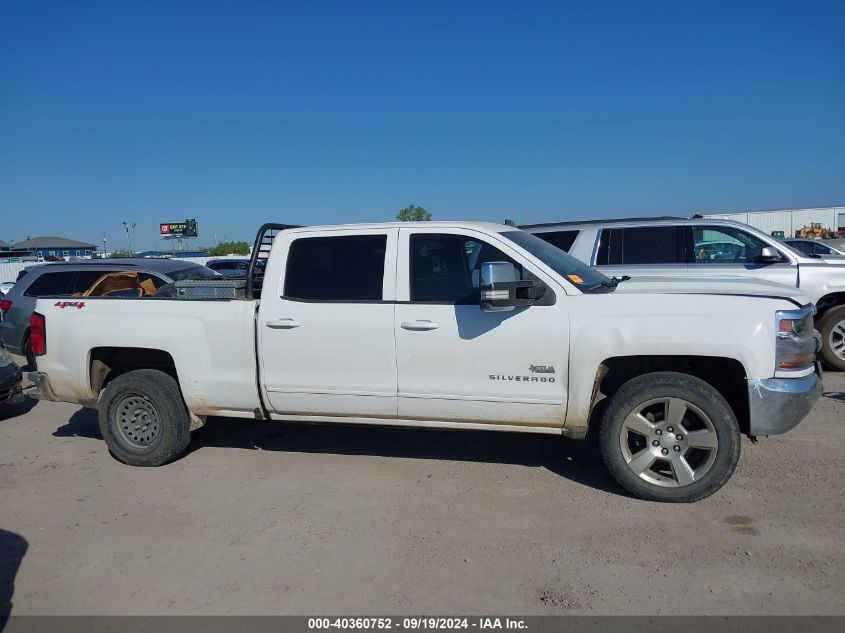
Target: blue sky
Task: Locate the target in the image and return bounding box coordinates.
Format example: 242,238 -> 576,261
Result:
1,0 -> 843,251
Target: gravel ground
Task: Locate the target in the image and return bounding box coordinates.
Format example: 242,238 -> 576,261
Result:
1,362 -> 843,616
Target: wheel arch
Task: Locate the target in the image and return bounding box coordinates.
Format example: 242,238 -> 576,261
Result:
587,355 -> 750,436
815,292 -> 845,317
89,347 -> 178,399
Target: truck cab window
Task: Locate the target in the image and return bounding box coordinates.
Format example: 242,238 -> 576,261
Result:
24,271 -> 77,296
410,233 -> 522,303
284,234 -> 387,301
692,226 -> 786,264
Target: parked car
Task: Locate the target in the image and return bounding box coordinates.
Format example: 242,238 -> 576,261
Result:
0,259 -> 219,368
206,258 -> 251,277
0,345 -> 23,405
781,238 -> 845,260
522,216 -> 845,370
0,282 -> 14,295
29,222 -> 821,502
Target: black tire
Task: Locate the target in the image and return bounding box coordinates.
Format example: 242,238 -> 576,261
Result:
599,372 -> 741,503
816,305 -> 845,371
98,369 -> 192,466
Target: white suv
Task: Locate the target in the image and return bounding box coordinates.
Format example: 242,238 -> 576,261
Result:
522,216 -> 845,370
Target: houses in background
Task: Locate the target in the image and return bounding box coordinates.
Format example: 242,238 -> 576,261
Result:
4,236 -> 98,260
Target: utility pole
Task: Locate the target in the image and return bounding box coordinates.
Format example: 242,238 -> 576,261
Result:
102,232 -> 107,258
122,222 -> 136,256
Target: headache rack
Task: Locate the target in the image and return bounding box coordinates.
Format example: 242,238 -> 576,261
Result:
246,223 -> 301,299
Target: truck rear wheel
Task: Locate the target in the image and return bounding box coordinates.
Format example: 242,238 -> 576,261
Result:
98,369 -> 192,466
599,372 -> 741,502
816,305 -> 845,371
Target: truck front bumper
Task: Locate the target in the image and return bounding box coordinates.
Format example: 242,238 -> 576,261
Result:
747,370 -> 823,436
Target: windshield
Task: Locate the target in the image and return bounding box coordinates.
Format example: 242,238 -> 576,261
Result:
167,265 -> 222,281
501,230 -> 614,293
779,240 -> 818,259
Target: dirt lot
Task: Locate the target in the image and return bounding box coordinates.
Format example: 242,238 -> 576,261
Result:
1,363 -> 844,616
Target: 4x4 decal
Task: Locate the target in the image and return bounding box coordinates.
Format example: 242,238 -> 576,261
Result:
54,301 -> 86,309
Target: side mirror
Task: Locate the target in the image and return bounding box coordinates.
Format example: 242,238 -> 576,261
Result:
754,246 -> 782,265
480,262 -> 544,312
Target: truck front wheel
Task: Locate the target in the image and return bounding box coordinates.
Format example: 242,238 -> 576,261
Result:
599,372 -> 741,502
98,369 -> 192,466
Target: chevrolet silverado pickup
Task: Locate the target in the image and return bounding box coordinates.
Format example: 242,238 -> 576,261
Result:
28,222 -> 823,502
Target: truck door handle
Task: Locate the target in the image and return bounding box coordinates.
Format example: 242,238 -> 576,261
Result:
400,320 -> 439,331
266,318 -> 301,329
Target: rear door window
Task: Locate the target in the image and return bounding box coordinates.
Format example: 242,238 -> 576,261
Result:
24,271 -> 77,296
24,269 -> 169,296
284,234 -> 387,301
138,273 -> 168,289
534,230 -> 579,252
597,226 -> 686,265
71,271 -> 111,293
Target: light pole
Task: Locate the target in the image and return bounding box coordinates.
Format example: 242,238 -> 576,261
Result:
102,232 -> 107,258
122,222 -> 136,256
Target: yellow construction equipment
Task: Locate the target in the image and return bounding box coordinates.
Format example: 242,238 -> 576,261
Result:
796,223 -> 831,239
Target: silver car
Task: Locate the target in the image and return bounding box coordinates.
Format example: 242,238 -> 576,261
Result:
0,259 -> 218,367
781,238 -> 845,261
521,216 -> 845,370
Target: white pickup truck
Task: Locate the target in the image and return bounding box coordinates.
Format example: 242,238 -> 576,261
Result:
28,222 -> 823,502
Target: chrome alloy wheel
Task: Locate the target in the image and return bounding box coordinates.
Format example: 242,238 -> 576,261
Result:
114,394 -> 161,450
618,397 -> 719,487
827,319 -> 845,361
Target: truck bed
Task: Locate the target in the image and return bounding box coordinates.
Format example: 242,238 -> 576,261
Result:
35,296 -> 263,418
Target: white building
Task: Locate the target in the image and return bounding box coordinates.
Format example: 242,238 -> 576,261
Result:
703,206 -> 845,237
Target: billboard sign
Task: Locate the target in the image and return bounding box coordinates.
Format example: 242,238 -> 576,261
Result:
159,218 -> 198,238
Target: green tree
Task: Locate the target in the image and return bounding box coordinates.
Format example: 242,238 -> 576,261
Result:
109,250 -> 133,258
396,204 -> 431,222
207,240 -> 250,256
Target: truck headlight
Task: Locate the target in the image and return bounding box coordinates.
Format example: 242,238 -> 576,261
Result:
775,306 -> 819,371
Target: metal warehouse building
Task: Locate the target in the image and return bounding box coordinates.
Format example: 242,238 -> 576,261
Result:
703,206 -> 845,237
